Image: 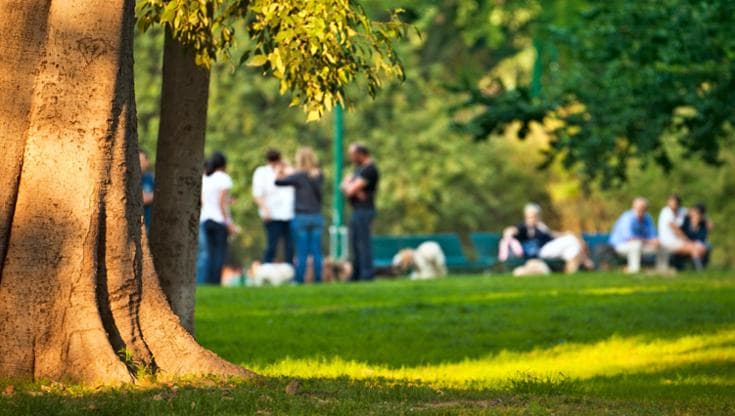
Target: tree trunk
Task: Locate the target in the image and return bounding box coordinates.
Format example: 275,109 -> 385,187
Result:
0,0 -> 252,384
149,30 -> 211,334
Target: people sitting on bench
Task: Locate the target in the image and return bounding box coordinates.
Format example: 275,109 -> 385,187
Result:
658,195 -> 707,271
610,197 -> 669,274
498,203 -> 593,273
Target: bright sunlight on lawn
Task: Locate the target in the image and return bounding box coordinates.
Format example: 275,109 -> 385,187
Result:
2,272 -> 734,415
196,272 -> 735,411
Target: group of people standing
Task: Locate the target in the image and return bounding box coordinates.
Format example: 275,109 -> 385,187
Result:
251,147 -> 326,284
195,142 -> 380,285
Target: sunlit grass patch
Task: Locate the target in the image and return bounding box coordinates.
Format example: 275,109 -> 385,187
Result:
249,329 -> 735,390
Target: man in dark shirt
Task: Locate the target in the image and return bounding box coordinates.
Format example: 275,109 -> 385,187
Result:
340,143 -> 379,281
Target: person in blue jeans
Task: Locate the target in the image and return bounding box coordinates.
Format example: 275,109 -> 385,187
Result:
341,143 -> 379,281
275,147 -> 324,283
139,150 -> 155,234
195,221 -> 209,284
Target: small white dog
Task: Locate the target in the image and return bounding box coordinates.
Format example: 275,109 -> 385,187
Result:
392,241 -> 447,280
248,261 -> 295,286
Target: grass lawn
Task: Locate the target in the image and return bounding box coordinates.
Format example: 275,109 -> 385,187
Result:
2,272 -> 735,414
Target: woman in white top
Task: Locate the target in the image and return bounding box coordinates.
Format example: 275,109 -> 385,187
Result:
658,194 -> 706,264
196,152 -> 235,285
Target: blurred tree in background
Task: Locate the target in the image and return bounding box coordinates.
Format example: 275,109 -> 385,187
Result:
464,0 -> 735,184
548,0 -> 735,185
134,0 -> 735,267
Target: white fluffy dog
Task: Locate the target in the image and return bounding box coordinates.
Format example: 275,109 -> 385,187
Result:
248,261 -> 295,286
392,241 -> 447,280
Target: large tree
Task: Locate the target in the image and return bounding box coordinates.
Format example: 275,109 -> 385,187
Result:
0,0 -> 251,383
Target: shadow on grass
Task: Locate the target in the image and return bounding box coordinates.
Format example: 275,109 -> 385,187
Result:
2,361 -> 734,416
0,377 -> 518,416
582,359 -> 735,401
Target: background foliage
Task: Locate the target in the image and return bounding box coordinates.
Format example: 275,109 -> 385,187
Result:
134,0 -> 735,267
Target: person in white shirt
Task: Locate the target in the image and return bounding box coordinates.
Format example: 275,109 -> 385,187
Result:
657,194 -> 707,269
196,152 -> 237,285
252,149 -> 295,264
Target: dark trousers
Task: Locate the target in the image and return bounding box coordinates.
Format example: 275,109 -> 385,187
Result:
203,220 -> 228,285
350,209 -> 375,281
263,220 -> 294,264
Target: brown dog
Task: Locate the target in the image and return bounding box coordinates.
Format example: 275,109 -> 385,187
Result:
300,257 -> 353,283
322,257 -> 353,282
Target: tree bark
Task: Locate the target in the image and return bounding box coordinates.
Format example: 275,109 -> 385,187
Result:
149,30 -> 211,334
0,1 -> 51,276
0,0 -> 252,384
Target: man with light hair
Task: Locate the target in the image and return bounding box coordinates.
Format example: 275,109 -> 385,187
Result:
524,203 -> 541,217
499,202 -> 593,273
609,197 -> 668,273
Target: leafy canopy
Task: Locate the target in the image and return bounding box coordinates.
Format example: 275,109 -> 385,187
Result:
551,0 -> 735,184
136,0 -> 407,120
458,0 -> 735,185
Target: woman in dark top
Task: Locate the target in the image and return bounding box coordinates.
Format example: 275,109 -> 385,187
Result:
515,222 -> 554,259
275,147 -> 324,283
679,203 -> 711,269
681,203 -> 709,242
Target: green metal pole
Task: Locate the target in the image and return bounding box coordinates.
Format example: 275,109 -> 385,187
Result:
332,104 -> 345,259
530,38 -> 542,98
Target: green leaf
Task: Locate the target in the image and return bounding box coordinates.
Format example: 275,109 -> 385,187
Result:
247,55 -> 269,67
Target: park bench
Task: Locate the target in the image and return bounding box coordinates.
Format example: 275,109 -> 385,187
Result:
471,231 -> 567,272
469,232 -> 501,269
585,232 -> 669,269
582,232 -> 711,270
372,233 -> 487,272
582,233 -> 616,267
373,231 -> 712,274
583,232 -> 662,269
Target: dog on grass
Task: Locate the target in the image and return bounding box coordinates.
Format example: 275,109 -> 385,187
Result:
250,257 -> 352,284
321,258 -> 353,282
392,241 -> 447,280
247,261 -> 295,286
